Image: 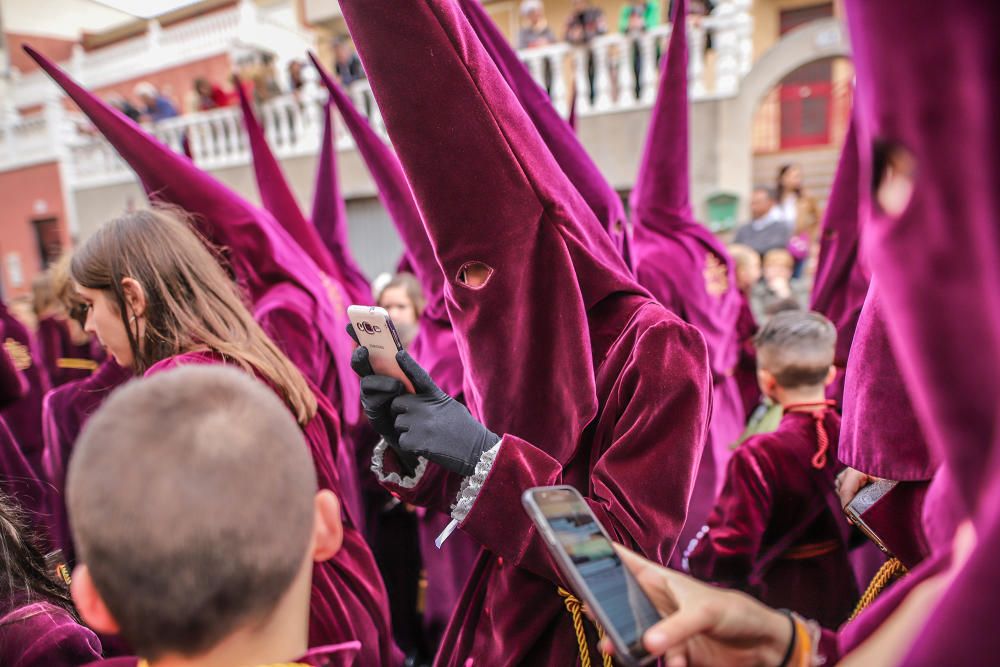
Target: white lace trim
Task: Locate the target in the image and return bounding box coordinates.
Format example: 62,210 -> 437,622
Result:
450,441 -> 502,523
370,439 -> 428,489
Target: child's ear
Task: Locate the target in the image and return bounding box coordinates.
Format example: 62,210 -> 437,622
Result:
71,565 -> 121,635
312,490 -> 343,562
824,365 -> 838,387
757,368 -> 777,398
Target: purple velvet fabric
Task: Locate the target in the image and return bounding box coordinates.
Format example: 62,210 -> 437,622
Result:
628,0 -> 744,553
808,115 -> 870,407
844,1 -> 1000,514
685,410 -> 857,629
310,102 -> 372,307
309,54 -> 465,398
0,321 -> 27,407
339,2 -> 710,663
835,2 -> 1000,662
0,304 -> 49,478
41,360 -> 131,562
0,419 -> 46,539
840,280 -> 937,481
25,46 -> 360,435
35,317 -> 102,389
457,0 -> 631,264
144,352 -> 399,665
379,297 -> 709,665
0,602 -> 102,667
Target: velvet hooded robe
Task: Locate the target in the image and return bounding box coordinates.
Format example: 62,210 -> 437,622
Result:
145,352 -> 400,666
628,0 -> 745,558
312,55 -> 482,649
789,1 -> 1000,662
685,410 -> 857,628
27,48 -> 395,662
339,2 -> 710,665
837,1 -> 1000,663
0,303 -> 49,478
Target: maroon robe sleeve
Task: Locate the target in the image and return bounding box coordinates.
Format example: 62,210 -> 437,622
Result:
0,603 -> 102,667
381,316 -> 707,576
684,444 -> 773,587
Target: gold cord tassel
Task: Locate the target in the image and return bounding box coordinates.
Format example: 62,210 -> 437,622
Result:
849,557 -> 907,621
558,587 -> 613,667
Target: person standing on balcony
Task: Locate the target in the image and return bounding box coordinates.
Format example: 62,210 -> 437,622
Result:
517,0 -> 555,48
620,0 -> 661,99
620,0 -> 660,34
564,0 -> 606,45
776,163 -> 821,278
133,82 -> 177,123
564,0 -> 606,103
190,77 -> 231,112
334,36 -> 365,87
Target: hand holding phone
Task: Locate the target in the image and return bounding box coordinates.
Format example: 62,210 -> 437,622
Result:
347,306 -> 415,393
523,486 -> 660,666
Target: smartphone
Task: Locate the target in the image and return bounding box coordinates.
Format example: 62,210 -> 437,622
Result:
347,305 -> 414,393
844,479 -> 930,568
522,486 -> 660,666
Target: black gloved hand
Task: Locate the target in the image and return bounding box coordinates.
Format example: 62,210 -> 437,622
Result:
391,349 -> 501,477
347,324 -> 419,477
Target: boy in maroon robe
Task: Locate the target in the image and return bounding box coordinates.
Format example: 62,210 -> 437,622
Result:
686,311 -> 857,628
68,365 -> 360,667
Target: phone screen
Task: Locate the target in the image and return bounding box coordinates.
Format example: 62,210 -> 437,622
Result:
530,488 -> 660,659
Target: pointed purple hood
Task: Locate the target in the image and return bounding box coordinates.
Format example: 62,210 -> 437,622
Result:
809,113 -> 871,398
457,0 -> 630,264
310,101 -> 373,306
630,0 -> 742,378
234,78 -> 340,278
844,1 -> 1000,513
26,45 -> 360,425
309,53 -> 464,397
338,0 -> 646,463
840,279 -> 936,481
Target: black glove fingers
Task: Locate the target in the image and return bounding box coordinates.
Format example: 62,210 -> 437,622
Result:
361,374 -> 405,397
345,321 -> 361,344
350,346 -> 375,378
396,349 -> 440,395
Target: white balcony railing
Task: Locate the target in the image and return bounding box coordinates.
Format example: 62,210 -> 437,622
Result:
8,0 -> 312,112
0,112 -> 57,171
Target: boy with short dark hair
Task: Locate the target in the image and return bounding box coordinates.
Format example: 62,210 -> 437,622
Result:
684,311 -> 858,628
66,365 -> 357,667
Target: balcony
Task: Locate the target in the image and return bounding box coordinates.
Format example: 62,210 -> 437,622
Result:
7,3 -> 754,187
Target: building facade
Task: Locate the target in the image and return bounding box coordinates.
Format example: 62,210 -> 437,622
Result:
0,0 -> 849,301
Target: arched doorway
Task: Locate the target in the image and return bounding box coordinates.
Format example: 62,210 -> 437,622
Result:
751,55 -> 853,209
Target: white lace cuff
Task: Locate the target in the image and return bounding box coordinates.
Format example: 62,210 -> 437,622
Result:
370,439 -> 429,489
450,440 -> 502,524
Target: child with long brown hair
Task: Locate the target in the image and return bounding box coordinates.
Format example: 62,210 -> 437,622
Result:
70,206 -> 399,665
